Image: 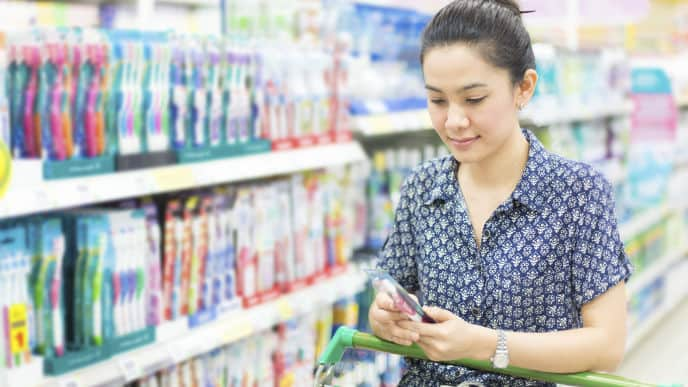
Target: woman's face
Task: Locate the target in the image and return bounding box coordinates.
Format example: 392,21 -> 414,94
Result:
422,43 -> 522,164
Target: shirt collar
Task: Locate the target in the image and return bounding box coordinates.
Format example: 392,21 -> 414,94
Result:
511,128 -> 554,212
423,128 -> 553,212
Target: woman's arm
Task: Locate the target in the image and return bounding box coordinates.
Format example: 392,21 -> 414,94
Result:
478,282 -> 626,372
400,282 -> 627,373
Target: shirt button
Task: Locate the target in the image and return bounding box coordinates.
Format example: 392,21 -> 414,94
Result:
471,306 -> 482,318
483,229 -> 491,241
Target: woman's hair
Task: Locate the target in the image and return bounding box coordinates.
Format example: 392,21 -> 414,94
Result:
420,0 -> 536,85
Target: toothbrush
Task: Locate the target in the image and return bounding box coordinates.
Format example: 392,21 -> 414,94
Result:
115,42 -> 130,155
112,222 -> 124,336
135,225 -> 146,331
171,46 -> 187,150
144,44 -> 157,152
1,258 -> 13,368
192,48 -> 207,148
172,219 -> 184,319
94,44 -> 106,156
188,216 -> 201,315
124,224 -> 136,334
208,47 -> 222,147
18,251 -> 33,364
132,43 -> 143,153
23,45 -> 38,157
84,44 -> 99,158
60,43 -> 74,159
147,223 -> 161,326
50,235 -> 65,357
49,43 -> 66,161
92,231 -> 106,346
158,45 -> 171,151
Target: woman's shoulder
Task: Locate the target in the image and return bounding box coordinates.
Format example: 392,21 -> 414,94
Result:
546,152 -> 614,195
405,154 -> 456,187
398,155 -> 457,204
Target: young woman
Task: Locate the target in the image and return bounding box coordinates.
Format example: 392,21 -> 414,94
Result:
369,1 -> 633,386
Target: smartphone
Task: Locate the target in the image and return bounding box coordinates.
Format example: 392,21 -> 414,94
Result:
366,269 -> 436,323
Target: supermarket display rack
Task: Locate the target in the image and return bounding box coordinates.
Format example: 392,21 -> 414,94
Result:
0,53 -> 684,387
0,141 -> 367,387
0,142 -> 366,218
350,100 -> 634,137
519,100 -> 634,128
35,269 -> 367,387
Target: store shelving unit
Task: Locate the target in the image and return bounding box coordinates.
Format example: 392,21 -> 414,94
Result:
0,142 -> 367,219
627,249 -> 688,300
618,204 -> 671,243
156,0 -> 218,6
626,257 -> 688,353
0,140 -> 368,386
519,100 -> 634,127
351,100 -> 634,137
22,269 -> 367,387
677,96 -> 688,109
351,109 -> 433,137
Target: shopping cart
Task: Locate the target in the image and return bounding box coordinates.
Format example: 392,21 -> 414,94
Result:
315,326 -> 677,387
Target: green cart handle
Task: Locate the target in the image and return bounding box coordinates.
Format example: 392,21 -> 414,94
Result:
316,327 -> 675,387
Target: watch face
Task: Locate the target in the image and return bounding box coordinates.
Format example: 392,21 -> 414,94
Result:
494,353 -> 509,369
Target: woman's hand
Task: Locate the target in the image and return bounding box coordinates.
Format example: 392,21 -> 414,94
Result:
398,306 -> 484,362
369,292 -> 420,346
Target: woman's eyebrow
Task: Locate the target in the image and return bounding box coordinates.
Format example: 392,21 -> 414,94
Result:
425,82 -> 488,93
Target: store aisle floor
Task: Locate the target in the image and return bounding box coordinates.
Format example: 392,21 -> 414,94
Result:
618,298 -> 688,385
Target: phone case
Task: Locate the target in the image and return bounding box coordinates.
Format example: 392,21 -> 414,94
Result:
366,269 -> 436,323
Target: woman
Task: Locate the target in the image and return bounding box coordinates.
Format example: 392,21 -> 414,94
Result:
369,1 -> 633,386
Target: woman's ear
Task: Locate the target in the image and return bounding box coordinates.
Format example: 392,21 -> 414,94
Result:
516,69 -> 538,109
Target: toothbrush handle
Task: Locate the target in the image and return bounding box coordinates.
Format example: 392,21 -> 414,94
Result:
50,278 -> 64,356
50,83 -> 66,160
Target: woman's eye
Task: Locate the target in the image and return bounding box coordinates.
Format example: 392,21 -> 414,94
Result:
430,99 -> 446,105
466,96 -> 486,104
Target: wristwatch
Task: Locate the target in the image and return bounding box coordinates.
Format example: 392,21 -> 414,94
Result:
491,329 -> 509,369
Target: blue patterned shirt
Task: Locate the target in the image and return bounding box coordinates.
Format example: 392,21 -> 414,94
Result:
378,129 -> 633,387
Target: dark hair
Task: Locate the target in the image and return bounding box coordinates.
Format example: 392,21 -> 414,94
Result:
420,0 -> 536,85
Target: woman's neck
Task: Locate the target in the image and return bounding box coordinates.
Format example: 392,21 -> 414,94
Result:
458,126 -> 530,190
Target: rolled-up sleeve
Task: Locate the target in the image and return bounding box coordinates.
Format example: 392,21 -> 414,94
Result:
572,175 -> 633,308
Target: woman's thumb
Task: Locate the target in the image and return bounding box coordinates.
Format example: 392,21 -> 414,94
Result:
423,306 -> 457,322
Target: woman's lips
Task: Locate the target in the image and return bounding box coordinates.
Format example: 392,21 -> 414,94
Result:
448,136 -> 479,150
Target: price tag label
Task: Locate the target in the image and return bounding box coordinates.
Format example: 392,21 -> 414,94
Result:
0,141 -> 12,199
166,342 -> 189,365
153,166 -> 194,191
276,299 -> 294,320
389,113 -> 408,132
76,184 -> 93,205
58,378 -> 82,387
117,356 -> 143,382
368,116 -> 393,134
328,284 -> 340,302
34,189 -> 48,209
9,304 -> 28,354
223,317 -> 254,344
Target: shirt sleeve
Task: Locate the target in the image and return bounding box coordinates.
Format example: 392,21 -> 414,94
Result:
572,174 -> 633,309
376,175 -> 419,293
